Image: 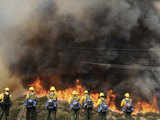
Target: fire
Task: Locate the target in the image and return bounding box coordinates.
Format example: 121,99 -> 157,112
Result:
28,77 -> 159,114
133,96 -> 159,114
29,77 -> 48,97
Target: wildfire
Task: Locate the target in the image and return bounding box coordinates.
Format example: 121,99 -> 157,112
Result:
29,77 -> 48,97
28,77 -> 159,114
133,96 -> 159,114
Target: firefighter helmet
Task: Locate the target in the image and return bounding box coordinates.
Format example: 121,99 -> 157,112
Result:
72,90 -> 78,95
125,93 -> 130,98
100,92 -> 105,97
29,87 -> 34,91
50,86 -> 56,91
84,90 -> 88,94
5,88 -> 10,92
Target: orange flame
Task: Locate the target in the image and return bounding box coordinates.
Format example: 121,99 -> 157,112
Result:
29,77 -> 48,97
28,77 -> 159,114
133,96 -> 159,114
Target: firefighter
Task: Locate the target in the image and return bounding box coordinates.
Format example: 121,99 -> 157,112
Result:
97,92 -> 108,120
46,86 -> 57,120
69,90 -> 80,120
121,93 -> 133,120
81,90 -> 93,120
0,88 -> 12,120
25,87 -> 37,120
0,93 -> 2,118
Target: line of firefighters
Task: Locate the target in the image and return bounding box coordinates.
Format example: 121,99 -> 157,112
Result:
0,86 -> 134,120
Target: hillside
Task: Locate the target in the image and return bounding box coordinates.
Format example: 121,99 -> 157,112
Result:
6,97 -> 160,120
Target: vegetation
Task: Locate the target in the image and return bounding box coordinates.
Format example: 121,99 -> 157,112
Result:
5,97 -> 160,120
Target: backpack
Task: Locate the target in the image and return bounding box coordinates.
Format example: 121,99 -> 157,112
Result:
83,98 -> 93,109
98,101 -> 108,113
49,93 -> 57,100
46,99 -> 57,110
70,100 -> 80,111
123,99 -> 134,113
25,98 -> 37,109
3,94 -> 11,107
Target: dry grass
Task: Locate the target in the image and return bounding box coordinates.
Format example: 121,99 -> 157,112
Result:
5,97 -> 160,120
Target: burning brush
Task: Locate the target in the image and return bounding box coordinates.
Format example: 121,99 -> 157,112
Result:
28,77 -> 160,114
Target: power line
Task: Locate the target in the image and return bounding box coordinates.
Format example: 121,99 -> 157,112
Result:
69,47 -> 160,52
80,61 -> 160,70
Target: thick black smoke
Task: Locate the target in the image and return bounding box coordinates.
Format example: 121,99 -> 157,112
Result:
7,0 -> 160,102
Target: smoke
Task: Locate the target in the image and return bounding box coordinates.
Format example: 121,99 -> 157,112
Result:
153,0 -> 160,14
0,0 -> 160,102
0,0 -> 41,94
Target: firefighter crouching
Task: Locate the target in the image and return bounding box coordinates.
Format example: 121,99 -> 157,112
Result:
25,87 -> 37,120
97,92 -> 108,120
81,90 -> 94,120
0,88 -> 12,120
121,93 -> 134,120
46,86 -> 58,120
69,90 -> 80,120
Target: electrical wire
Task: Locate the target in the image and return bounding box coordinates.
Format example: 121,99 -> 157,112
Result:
67,47 -> 160,70
69,47 -> 160,52
80,61 -> 160,70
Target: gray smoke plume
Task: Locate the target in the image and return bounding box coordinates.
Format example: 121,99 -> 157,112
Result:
0,0 -> 160,103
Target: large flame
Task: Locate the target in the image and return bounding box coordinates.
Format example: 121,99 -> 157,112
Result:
133,96 -> 159,114
29,77 -> 159,114
29,77 -> 48,97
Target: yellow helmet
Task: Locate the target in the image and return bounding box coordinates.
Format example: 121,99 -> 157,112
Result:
50,86 -> 56,91
100,92 -> 104,97
5,88 -> 10,92
125,93 -> 130,98
84,90 -> 88,94
29,87 -> 34,91
72,90 -> 78,95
